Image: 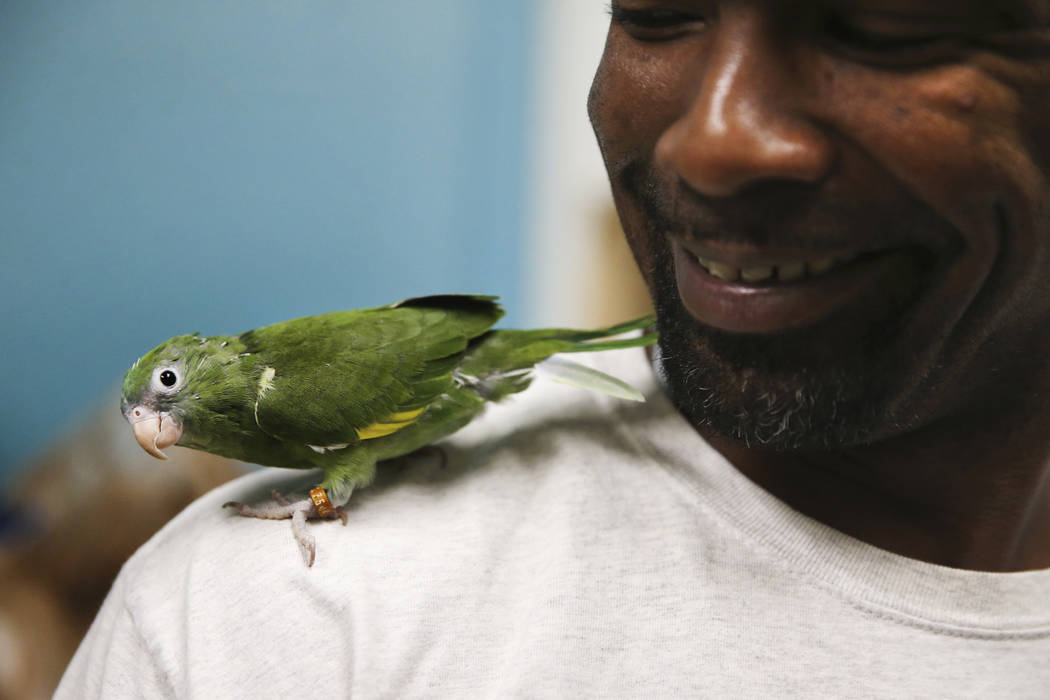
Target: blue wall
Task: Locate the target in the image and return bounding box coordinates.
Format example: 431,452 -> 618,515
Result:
0,1 -> 533,477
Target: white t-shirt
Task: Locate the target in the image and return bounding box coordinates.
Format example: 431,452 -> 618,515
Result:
57,349 -> 1050,698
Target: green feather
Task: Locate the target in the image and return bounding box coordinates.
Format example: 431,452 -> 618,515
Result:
537,357 -> 646,402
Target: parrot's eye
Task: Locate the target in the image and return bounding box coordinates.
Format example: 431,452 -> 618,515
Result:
151,366 -> 182,393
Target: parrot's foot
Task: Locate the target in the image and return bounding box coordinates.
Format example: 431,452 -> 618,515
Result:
223,489 -> 349,567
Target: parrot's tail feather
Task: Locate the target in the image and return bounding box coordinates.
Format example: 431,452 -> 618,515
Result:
581,313 -> 656,338
525,313 -> 656,344
536,357 -> 645,401
457,313 -> 658,403
561,331 -> 659,354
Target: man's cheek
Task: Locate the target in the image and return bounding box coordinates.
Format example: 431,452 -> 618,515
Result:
610,186 -> 666,290
592,52 -> 698,164
832,64 -> 1036,236
905,63 -> 1050,295
849,62 -> 1050,355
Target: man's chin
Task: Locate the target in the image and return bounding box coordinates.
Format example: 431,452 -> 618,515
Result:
653,286 -> 912,451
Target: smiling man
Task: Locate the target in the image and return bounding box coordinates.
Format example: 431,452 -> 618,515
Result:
591,0 -> 1050,571
58,2 -> 1050,697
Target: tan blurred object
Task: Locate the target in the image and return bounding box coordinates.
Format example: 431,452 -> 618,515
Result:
584,205 -> 653,326
0,392 -> 246,700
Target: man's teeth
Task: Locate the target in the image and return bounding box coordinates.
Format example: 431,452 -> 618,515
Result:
693,253 -> 854,282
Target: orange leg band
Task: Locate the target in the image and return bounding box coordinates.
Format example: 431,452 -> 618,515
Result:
309,488 -> 334,518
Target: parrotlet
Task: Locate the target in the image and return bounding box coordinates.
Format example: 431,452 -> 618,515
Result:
121,295 -> 656,565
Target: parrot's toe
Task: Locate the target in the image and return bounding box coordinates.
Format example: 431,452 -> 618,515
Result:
291,507 -> 316,567
222,491 -> 349,566
222,498 -> 300,520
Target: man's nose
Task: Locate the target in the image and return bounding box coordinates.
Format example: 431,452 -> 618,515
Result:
654,10 -> 834,197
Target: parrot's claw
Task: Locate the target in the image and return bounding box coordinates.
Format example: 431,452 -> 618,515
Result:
222,490 -> 349,567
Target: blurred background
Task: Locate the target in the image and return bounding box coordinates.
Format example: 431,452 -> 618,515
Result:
1,0 -> 650,696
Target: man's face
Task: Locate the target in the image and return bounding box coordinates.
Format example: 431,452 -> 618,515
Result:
590,1 -> 1050,449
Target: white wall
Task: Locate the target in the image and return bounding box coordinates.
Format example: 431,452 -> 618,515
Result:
525,1 -> 617,327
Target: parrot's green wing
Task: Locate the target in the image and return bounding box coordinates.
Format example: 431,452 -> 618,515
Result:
245,295 -> 503,450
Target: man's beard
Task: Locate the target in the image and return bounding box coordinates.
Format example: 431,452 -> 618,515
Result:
623,167 -> 938,451
651,258 -> 912,450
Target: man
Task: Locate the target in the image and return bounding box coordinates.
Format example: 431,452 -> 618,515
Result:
592,0 -> 1050,571
59,2 -> 1050,697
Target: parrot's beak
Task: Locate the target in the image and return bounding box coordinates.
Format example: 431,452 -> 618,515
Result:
127,406 -> 182,460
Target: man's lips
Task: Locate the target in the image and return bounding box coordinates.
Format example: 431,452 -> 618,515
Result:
672,239 -> 923,334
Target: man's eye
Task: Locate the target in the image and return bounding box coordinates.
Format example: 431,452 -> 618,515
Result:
823,14 -> 967,60
609,6 -> 707,40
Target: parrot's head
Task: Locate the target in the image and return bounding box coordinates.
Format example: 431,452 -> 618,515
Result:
121,333 -> 227,460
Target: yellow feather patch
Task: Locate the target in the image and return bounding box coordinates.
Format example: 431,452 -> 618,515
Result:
356,407 -> 426,440
388,408 -> 426,422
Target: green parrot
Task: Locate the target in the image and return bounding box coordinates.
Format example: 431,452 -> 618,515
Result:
121,295 -> 656,565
